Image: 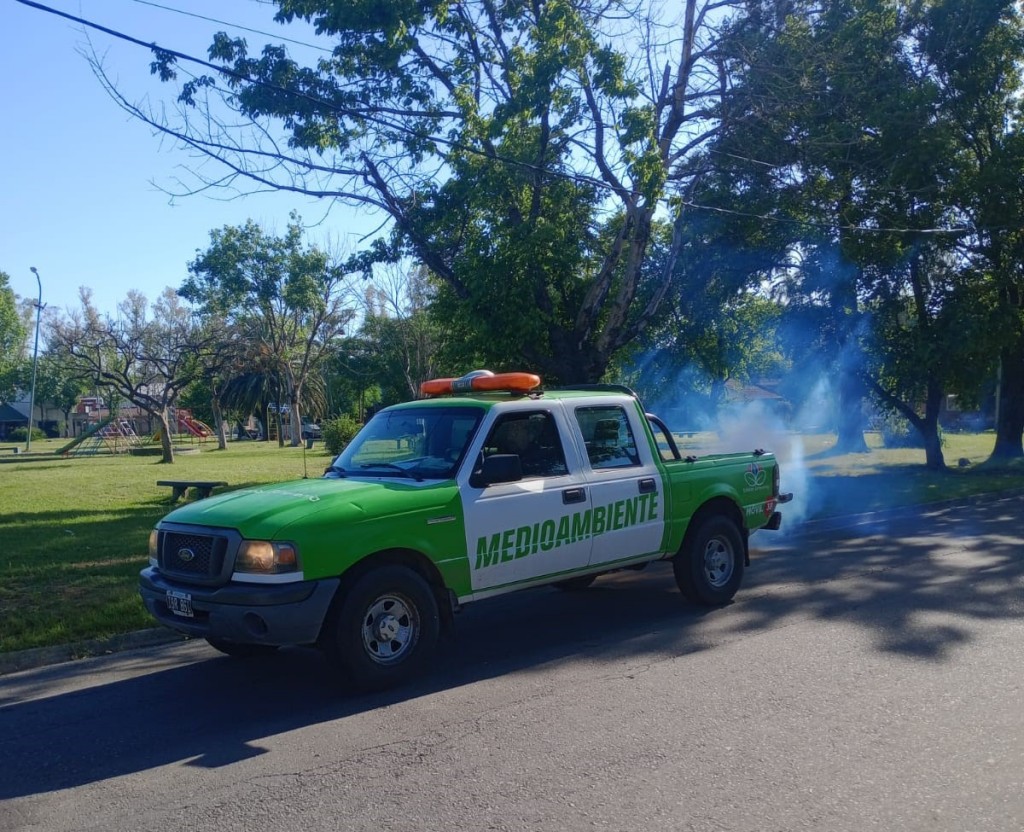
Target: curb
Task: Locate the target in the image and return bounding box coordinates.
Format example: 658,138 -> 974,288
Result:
0,628 -> 187,677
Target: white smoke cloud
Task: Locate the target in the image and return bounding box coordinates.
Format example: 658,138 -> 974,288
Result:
703,399 -> 811,531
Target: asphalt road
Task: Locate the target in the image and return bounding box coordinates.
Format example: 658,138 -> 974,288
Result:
2,494 -> 1022,832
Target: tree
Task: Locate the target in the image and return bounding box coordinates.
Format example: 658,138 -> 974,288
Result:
0,270 -> 27,403
49,288 -> 219,463
97,0 -> 751,382
862,249 -> 998,469
33,349 -> 90,436
178,323 -> 251,450
615,203 -> 789,423
181,217 -> 354,445
708,0 -> 932,453
920,0 -> 1024,460
357,266 -> 448,402
705,0 -> 1020,466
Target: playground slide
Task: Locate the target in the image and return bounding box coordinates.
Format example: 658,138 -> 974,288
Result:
178,413 -> 214,437
55,415 -> 114,455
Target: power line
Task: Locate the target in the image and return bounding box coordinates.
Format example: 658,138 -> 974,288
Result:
126,0 -> 334,54
17,1 -> 462,128
681,201 -> 971,236
17,0 -> 622,193
16,0 -> 986,239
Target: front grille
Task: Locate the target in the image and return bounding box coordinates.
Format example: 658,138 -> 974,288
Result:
160,531 -> 227,581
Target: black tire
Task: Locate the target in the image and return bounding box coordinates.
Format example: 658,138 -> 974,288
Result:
325,565 -> 440,692
673,514 -> 745,605
552,574 -> 598,591
205,638 -> 279,658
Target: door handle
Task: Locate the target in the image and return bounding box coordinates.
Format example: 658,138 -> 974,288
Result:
562,487 -> 586,504
638,478 -> 656,494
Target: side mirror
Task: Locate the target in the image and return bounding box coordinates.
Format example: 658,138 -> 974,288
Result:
470,454 -> 523,488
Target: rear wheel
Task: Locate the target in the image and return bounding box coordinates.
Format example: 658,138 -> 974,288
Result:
325,565 -> 440,692
205,638 -> 279,658
674,515 -> 745,605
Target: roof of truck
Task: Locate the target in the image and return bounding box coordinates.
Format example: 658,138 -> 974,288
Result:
384,383 -> 640,411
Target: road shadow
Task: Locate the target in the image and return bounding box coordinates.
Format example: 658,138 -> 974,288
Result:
0,494 -> 1021,800
744,493 -> 1024,658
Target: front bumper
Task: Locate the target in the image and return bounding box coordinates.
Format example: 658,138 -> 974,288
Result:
139,567 -> 339,646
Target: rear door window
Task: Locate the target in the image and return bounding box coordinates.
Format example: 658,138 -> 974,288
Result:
574,406 -> 641,469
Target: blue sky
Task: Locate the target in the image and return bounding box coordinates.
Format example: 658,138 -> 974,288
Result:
3,0 -> 377,317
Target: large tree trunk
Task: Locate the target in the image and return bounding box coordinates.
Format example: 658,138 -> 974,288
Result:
534,331 -> 609,384
274,379 -> 285,448
709,377 -> 728,421
157,407 -> 175,464
288,387 -> 302,447
869,376 -> 946,470
990,342 -> 1024,460
211,393 -> 228,451
920,382 -> 946,471
834,369 -> 869,453
921,427 -> 945,471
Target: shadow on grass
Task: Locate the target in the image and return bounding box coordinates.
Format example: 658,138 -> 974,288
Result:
0,479 -> 317,529
3,477 -> 315,581
805,444 -> 873,461
802,465 -> 1024,519
0,460 -> 90,471
0,493 -> 1021,800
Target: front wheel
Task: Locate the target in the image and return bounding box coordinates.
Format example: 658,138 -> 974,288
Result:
673,515 -> 745,606
325,565 -> 440,692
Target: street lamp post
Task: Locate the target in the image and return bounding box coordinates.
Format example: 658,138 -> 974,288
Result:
26,267 -> 43,452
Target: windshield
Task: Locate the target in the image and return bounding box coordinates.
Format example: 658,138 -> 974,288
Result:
328,406 -> 485,480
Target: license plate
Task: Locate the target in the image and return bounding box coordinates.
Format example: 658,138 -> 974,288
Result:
165,590 -> 193,618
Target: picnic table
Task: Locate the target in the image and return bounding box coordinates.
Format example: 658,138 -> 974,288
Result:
157,480 -> 228,502
0,446 -> 20,455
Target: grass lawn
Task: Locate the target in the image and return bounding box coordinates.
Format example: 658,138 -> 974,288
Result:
1,432 -> 1021,655
676,430 -> 1024,519
0,439 -> 332,654
793,431 -> 1024,517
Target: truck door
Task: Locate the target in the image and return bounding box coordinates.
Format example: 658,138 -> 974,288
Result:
461,405 -> 592,594
571,402 -> 666,567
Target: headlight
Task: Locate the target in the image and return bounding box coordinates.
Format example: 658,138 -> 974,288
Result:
149,529 -> 159,566
236,540 -> 299,574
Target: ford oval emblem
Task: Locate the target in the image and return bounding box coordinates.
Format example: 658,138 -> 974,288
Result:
177,547 -> 196,563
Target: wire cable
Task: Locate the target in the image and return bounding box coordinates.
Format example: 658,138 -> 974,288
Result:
16,0 -> 621,192
16,0 -> 985,238
127,0 -> 333,54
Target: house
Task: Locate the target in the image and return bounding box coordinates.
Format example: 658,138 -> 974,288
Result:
0,402 -> 28,440
0,396 -> 64,439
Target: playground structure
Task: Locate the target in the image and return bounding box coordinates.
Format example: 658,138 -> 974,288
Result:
57,416 -> 144,457
56,404 -> 217,457
152,409 -> 215,444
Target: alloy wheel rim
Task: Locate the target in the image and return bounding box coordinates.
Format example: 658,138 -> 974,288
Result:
702,537 -> 734,588
361,593 -> 419,665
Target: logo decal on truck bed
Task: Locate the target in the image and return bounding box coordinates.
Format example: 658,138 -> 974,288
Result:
744,463 -> 766,489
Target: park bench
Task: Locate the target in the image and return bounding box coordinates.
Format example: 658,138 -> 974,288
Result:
0,446 -> 20,455
157,480 -> 228,502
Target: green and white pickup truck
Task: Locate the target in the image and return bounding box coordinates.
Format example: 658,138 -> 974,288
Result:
140,374 -> 793,690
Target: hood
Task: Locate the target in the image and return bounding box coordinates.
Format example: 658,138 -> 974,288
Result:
159,476 -> 455,540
